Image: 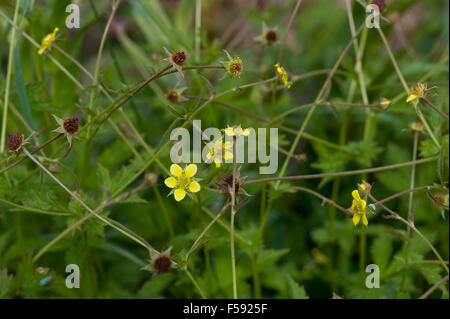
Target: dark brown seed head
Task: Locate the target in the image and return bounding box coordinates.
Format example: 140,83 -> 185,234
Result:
6,132 -> 24,152
152,254 -> 172,274
219,173 -> 240,198
264,29 -> 278,44
63,117 -> 79,134
166,90 -> 180,103
371,0 -> 386,13
171,51 -> 186,66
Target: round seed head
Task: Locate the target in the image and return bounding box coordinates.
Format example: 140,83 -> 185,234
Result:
219,173 -> 240,198
371,0 -> 387,13
264,29 -> 278,44
63,117 -> 79,134
6,132 -> 24,152
152,254 -> 172,274
166,90 -> 180,103
227,57 -> 243,77
171,51 -> 186,66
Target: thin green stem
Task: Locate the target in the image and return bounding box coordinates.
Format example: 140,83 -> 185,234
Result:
184,268 -> 207,299
0,0 -> 20,152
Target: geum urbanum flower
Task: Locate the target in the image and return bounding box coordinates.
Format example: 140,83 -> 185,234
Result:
406,82 -> 429,104
351,189 -> 368,226
255,23 -> 278,46
164,164 -> 201,201
141,247 -> 174,274
52,114 -> 79,146
207,140 -> 233,168
222,50 -> 243,77
166,87 -> 187,104
274,63 -> 291,88
223,125 -> 250,137
163,47 -> 186,77
6,132 -> 26,153
38,27 -> 59,55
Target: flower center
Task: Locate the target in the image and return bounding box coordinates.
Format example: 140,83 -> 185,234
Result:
177,174 -> 191,189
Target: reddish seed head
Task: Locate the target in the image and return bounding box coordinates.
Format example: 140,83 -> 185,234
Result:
371,0 -> 387,13
230,61 -> 242,73
6,132 -> 24,152
152,255 -> 172,274
63,117 -> 79,134
171,51 -> 186,66
219,173 -> 240,198
166,90 -> 179,103
265,29 -> 278,44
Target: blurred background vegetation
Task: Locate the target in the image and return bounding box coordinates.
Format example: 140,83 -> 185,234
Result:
0,0 -> 448,299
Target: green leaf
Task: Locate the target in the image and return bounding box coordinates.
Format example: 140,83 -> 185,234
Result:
285,273 -> 309,299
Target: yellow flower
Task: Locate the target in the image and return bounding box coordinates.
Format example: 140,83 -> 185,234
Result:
223,125 -> 250,137
164,164 -> 201,201
351,190 -> 368,226
274,63 -> 291,88
207,140 -> 233,168
38,27 -> 59,55
406,83 -> 427,103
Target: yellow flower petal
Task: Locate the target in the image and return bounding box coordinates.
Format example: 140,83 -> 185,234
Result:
352,213 -> 361,226
362,213 -> 368,226
170,164 -> 183,177
224,151 -> 233,160
207,151 -> 213,159
361,199 -> 366,211
174,188 -> 186,201
214,140 -> 223,149
242,129 -> 250,136
224,127 -> 235,136
185,164 -> 197,177
406,94 -> 418,103
189,181 -> 201,193
214,157 -> 222,167
352,190 -> 361,201
164,177 -> 178,188
224,141 -> 233,149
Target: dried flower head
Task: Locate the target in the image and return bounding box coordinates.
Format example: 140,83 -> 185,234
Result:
222,50 -> 243,77
163,48 -> 187,77
6,132 -> 25,152
409,122 -> 425,132
255,23 -> 279,46
63,117 -> 79,134
52,114 -> 80,146
371,0 -> 387,13
142,247 -> 173,274
219,173 -> 240,198
218,169 -> 249,199
264,29 -> 278,44
171,51 -> 186,66
38,27 -> 59,55
166,87 -> 187,104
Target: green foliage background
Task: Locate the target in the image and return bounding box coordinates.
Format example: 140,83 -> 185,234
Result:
0,0 -> 448,299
